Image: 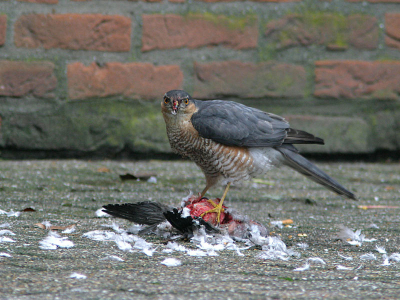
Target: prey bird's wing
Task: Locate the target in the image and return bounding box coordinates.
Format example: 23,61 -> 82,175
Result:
191,100 -> 290,147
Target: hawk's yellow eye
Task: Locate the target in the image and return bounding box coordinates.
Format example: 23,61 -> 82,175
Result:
164,97 -> 170,104
183,98 -> 189,105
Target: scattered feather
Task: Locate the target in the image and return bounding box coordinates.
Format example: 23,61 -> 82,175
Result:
389,253 -> 400,262
367,223 -> 379,229
95,208 -> 111,218
82,230 -> 117,241
39,231 -> 74,250
166,241 -> 187,252
347,240 -> 362,246
161,258 -> 181,267
337,225 -> 365,245
375,245 -> 386,254
256,233 -> 299,261
0,230 -> 15,236
113,235 -> 132,251
382,254 -> 390,266
0,236 -> 16,243
127,224 -> 143,235
307,257 -> 326,265
100,255 -> 124,262
0,209 -> 20,217
293,263 -> 310,272
180,192 -> 194,207
69,273 -> 87,279
297,243 -> 309,250
101,222 -> 125,234
360,253 -> 377,260
187,249 -> 208,257
62,226 -> 76,234
270,220 -> 284,229
181,207 -> 191,218
336,265 -> 353,270
338,253 -> 353,261
147,176 -> 157,184
0,252 -> 12,258
142,247 -> 157,257
132,236 -> 153,251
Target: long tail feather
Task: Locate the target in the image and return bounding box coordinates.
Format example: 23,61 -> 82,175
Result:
277,146 -> 357,200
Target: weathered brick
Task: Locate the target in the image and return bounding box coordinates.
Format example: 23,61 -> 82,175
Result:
314,60 -> 400,100
141,13 -> 258,52
193,61 -> 306,99
17,0 -> 58,3
67,62 -> 183,100
14,14 -> 131,52
373,111 -> 400,150
265,13 -> 378,50
0,15 -> 6,46
0,61 -> 57,98
284,115 -> 370,153
385,13 -> 400,50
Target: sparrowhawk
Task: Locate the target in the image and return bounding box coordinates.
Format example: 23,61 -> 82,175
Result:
161,90 -> 356,223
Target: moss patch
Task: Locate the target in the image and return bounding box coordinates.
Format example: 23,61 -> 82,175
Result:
184,12 -> 257,31
264,11 -> 370,50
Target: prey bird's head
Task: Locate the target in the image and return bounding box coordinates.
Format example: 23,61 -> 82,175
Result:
162,90 -> 194,116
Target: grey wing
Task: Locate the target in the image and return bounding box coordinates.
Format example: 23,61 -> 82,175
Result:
191,100 -> 290,147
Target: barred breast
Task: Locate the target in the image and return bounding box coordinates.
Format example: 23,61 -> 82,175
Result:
165,118 -> 281,188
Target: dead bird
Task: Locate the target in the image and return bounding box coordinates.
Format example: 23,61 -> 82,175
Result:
102,194 -> 268,239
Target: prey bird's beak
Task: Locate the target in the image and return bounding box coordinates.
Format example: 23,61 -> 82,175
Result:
172,99 -> 179,114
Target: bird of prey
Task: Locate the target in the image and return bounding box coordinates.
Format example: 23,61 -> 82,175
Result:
161,90 -> 356,223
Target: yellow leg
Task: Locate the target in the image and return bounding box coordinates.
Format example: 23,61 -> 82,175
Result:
201,183 -> 231,224
200,186 -> 209,198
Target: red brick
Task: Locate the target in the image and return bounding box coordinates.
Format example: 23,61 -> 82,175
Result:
14,14 -> 131,52
265,13 -> 378,50
0,60 -> 57,97
67,62 -> 183,100
17,0 -> 58,3
193,61 -> 306,99
141,14 -> 258,52
385,13 -> 400,50
0,15 -> 6,46
314,60 -> 400,100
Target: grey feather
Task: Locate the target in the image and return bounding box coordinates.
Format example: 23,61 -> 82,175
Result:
191,100 -> 323,147
276,145 -> 357,200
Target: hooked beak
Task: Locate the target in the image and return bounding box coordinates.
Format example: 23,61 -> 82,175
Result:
172,99 -> 179,115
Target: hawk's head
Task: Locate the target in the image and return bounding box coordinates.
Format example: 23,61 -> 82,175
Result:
162,90 -> 195,116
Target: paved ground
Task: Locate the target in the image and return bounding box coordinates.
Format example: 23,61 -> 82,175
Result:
0,159 -> 399,299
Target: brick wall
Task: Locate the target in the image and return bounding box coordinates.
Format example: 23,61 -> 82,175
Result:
0,1 -> 399,157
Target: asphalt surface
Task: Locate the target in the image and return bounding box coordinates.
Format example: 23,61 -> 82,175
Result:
0,159 -> 399,299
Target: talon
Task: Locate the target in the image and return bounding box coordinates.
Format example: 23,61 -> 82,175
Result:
200,203 -> 225,224
200,182 -> 231,224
